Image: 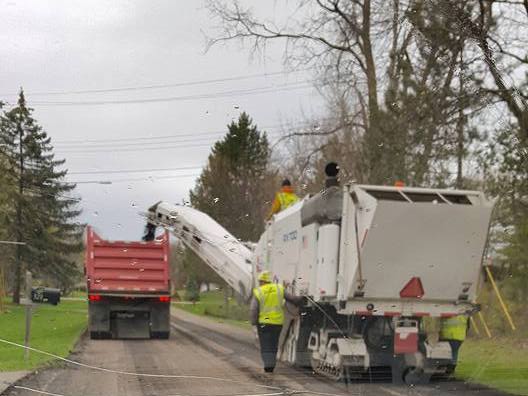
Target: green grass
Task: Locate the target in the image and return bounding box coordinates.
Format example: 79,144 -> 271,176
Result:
0,300 -> 88,371
456,338 -> 528,395
174,290 -> 251,329
64,290 -> 87,299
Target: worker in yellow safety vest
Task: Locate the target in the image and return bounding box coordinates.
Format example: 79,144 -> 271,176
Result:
439,315 -> 469,363
250,271 -> 303,373
267,179 -> 299,219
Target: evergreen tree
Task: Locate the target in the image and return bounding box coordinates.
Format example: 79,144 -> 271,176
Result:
0,90 -> 83,303
190,112 -> 274,242
185,112 -> 275,293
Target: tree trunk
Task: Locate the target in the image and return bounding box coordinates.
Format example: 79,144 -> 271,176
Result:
456,52 -> 465,189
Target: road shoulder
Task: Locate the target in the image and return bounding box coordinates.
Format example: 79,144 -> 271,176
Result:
0,371 -> 29,395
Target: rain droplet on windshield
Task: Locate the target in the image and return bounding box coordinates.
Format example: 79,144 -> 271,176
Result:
213,197 -> 220,204
93,211 -> 99,216
378,142 -> 384,147
131,203 -> 137,208
233,105 -> 240,109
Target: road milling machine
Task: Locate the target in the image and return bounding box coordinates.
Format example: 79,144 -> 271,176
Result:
143,163 -> 494,383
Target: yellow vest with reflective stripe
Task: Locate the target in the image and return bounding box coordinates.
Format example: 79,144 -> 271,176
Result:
277,192 -> 299,211
440,315 -> 468,341
253,283 -> 285,325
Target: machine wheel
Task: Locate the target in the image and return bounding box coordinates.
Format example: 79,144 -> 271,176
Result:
403,367 -> 426,385
311,343 -> 346,381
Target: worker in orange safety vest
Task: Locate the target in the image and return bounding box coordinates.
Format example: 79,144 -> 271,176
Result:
267,179 -> 299,219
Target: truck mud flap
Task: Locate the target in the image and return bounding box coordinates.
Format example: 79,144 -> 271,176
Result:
110,311 -> 150,339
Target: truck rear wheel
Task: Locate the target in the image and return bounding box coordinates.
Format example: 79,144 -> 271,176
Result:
151,331 -> 170,339
90,331 -> 112,340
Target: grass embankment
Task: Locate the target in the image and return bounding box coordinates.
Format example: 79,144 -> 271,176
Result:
173,290 -> 251,329
456,338 -> 528,396
0,299 -> 87,371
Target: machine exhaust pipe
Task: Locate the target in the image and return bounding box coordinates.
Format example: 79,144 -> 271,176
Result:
325,162 -> 340,188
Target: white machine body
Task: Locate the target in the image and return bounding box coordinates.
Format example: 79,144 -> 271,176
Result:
145,202 -> 253,299
145,181 -> 494,381
255,184 -> 494,317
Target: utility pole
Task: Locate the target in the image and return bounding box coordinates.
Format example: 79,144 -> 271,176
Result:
24,271 -> 32,361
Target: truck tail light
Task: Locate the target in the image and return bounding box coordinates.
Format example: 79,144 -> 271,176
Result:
158,296 -> 170,303
88,294 -> 102,301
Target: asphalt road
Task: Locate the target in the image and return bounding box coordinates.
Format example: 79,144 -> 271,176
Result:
3,309 -> 507,396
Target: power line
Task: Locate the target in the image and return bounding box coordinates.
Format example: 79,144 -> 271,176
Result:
53,117 -> 342,154
55,134 -> 288,153
26,82 -> 315,106
51,117 -> 338,147
54,131 -> 283,149
55,141 -> 216,154
53,130 -> 226,145
3,70 -> 306,96
70,173 -> 200,184
55,134 -> 226,149
68,165 -> 203,175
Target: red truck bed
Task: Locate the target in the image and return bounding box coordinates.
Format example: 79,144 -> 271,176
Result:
85,226 -> 170,294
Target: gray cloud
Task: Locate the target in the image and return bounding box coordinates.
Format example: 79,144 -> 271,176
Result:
1,0 -> 322,240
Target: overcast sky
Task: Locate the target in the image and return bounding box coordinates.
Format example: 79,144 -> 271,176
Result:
1,0 -> 323,240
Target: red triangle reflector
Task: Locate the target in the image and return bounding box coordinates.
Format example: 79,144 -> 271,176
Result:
400,277 -> 424,298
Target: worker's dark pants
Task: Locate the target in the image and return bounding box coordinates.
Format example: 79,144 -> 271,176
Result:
257,324 -> 283,372
448,340 -> 463,363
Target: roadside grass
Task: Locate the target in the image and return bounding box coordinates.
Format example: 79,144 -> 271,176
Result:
0,300 -> 87,371
456,337 -> 528,396
64,290 -> 87,299
173,290 -> 251,329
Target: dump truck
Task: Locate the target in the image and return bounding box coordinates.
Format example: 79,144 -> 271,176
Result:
85,226 -> 171,339
143,163 -> 494,382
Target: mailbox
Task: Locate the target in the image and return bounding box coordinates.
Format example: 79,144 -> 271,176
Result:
31,287 -> 61,305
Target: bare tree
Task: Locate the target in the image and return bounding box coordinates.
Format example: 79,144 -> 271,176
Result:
439,0 -> 528,138
207,1 -> 491,186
